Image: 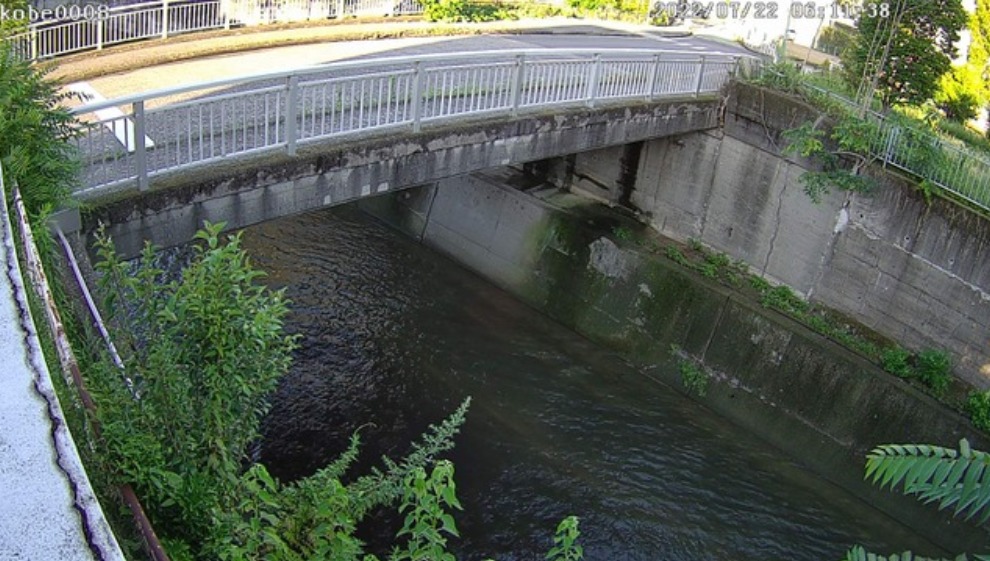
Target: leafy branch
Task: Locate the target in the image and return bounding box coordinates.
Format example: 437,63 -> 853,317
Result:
846,439 -> 990,560
781,116 -> 881,203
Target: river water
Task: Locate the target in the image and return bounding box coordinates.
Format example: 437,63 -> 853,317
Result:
241,205 -> 940,561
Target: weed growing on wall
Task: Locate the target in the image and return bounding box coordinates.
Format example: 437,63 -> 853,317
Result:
678,359 -> 709,397
652,238 -> 966,408
669,345 -> 710,398
968,392 -> 990,432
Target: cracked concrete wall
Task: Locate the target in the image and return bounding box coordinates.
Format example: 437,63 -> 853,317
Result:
605,83 -> 990,389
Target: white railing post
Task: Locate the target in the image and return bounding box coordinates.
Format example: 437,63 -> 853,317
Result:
223,0 -> 231,30
694,55 -> 706,97
286,75 -> 299,156
133,101 -> 149,191
161,0 -> 171,39
510,54 -> 524,117
96,19 -> 104,51
30,28 -> 38,61
411,61 -> 424,133
646,53 -> 660,101
586,53 -> 602,108
336,0 -> 346,18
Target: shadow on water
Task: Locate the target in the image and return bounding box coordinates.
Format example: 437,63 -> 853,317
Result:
241,205 -> 942,561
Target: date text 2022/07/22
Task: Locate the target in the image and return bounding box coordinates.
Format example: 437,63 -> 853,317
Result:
652,1 -> 891,20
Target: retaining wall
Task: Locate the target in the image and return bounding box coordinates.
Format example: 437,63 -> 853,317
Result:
551,83 -> 990,389
361,170 -> 990,553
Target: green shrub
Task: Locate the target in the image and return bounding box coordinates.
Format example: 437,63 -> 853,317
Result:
612,225 -> 633,241
664,245 -> 689,266
678,359 -> 709,397
915,349 -> 951,397
89,223 -> 577,560
881,347 -> 914,378
420,0 -> 511,22
760,285 -> 808,315
0,42 -> 80,219
749,275 -> 772,293
968,391 -> 990,432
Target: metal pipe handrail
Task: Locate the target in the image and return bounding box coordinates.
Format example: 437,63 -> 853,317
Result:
7,0 -> 424,62
783,72 -> 990,211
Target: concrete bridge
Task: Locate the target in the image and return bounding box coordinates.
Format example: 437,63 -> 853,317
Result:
68,48 -> 746,257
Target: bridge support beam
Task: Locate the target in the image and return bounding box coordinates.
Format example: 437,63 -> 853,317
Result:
85,99 -> 720,259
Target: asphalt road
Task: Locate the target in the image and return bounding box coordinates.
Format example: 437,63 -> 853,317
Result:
78,29 -> 754,100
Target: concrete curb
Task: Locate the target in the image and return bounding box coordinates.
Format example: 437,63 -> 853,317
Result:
0,181 -> 125,560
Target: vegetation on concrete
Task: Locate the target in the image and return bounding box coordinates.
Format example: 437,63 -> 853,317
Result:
968,393 -> 990,433
643,235 -> 966,408
844,439 -> 990,560
679,358 -> 709,397
87,222 -> 580,560
667,345 -> 710,398
749,63 -> 957,206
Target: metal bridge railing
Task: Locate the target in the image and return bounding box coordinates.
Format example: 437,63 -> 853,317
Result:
768,71 -> 990,212
69,48 -> 745,197
7,0 -> 425,61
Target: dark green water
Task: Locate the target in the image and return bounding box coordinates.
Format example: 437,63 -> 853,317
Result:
242,205 -> 940,561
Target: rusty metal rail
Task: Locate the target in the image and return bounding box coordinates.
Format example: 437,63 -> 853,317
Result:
8,184 -> 170,561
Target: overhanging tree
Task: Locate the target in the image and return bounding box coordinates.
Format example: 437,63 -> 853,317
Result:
971,0 -> 990,104
844,0 -> 968,109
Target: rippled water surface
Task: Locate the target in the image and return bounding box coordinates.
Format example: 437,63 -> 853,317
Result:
242,206 -> 938,561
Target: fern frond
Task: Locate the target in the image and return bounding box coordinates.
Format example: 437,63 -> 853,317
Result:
865,439 -> 990,523
844,545 -> 972,561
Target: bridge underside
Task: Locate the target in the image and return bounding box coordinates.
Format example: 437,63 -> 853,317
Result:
82,98 -> 720,258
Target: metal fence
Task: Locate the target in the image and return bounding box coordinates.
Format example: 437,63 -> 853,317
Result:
794,79 -> 990,211
69,49 -> 743,196
7,0 -> 424,61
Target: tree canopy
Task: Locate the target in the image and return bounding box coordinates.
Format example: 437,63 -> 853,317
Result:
844,0 -> 968,107
970,0 -> 990,101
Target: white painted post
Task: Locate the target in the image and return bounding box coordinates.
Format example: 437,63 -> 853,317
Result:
223,0 -> 231,30
693,55 -> 706,97
411,61 -> 424,133
586,53 -> 602,108
510,54 -> 524,117
286,75 -> 299,156
133,101 -> 149,191
163,0 -> 173,39
336,0 -> 345,18
96,20 -> 104,51
646,53 -> 660,101
30,28 -> 37,60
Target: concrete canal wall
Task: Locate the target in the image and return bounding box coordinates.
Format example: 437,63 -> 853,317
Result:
361,168 -> 990,553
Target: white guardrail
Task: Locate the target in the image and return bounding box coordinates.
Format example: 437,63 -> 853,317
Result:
792,78 -> 990,212
7,0 -> 424,61
69,48 -> 748,196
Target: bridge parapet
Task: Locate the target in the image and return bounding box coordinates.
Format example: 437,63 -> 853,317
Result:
70,48 -> 746,199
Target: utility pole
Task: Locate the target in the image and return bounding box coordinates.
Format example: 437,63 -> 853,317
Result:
778,1 -> 793,62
